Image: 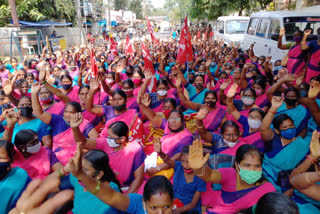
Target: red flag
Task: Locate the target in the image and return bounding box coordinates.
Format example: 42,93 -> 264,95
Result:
110,37 -> 118,56
128,115 -> 145,148
125,34 -> 134,57
146,17 -> 159,44
210,31 -> 214,38
203,31 -> 207,40
90,48 -> 98,77
177,16 -> 193,65
197,30 -> 200,39
141,42 -> 157,93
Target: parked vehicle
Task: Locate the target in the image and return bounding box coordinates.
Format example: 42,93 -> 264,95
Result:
214,16 -> 250,48
243,11 -> 320,62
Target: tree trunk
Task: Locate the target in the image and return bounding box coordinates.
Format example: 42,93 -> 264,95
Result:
8,0 -> 19,26
238,9 -> 243,16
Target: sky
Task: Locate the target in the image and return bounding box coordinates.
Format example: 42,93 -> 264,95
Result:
151,0 -> 165,8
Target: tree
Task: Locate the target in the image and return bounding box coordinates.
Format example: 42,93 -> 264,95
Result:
128,0 -> 143,19
114,0 -> 129,10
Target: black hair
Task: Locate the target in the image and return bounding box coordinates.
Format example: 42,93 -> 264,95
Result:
163,98 -> 177,109
0,90 -> 6,96
10,57 -> 18,62
65,101 -> 82,113
218,71 -> 228,78
98,66 -> 106,73
26,72 -> 35,80
109,121 -> 129,137
123,79 -> 134,89
108,71 -> 116,79
235,144 -> 263,165
249,108 -> 266,119
0,140 -> 14,161
14,129 -> 37,148
53,66 -> 60,71
157,78 -> 169,88
133,68 -> 145,79
294,29 -> 303,37
284,87 -> 299,98
194,74 -> 205,83
112,89 -> 127,101
18,96 -> 31,105
255,192 -> 299,214
168,109 -> 185,124
182,145 -> 190,154
254,75 -> 268,90
221,120 -> 240,135
16,79 -> 28,87
243,87 -> 257,99
143,175 -> 174,201
79,85 -> 90,94
84,149 -> 122,191
273,114 -> 294,130
60,74 -> 72,82
205,90 -> 218,100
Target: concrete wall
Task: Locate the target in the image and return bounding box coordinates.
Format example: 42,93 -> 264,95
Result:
0,27 -> 84,57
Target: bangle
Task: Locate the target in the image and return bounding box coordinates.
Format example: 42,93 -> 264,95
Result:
268,109 -> 276,115
306,173 -> 311,185
58,169 -> 65,178
91,180 -> 101,195
62,167 -> 68,175
41,81 -> 47,85
197,166 -> 206,177
306,155 -> 315,165
196,124 -> 204,129
4,126 -> 13,131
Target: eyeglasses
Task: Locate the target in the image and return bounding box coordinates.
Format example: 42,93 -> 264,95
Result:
168,118 -> 181,122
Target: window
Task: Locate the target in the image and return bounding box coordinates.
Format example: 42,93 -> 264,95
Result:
247,18 -> 258,35
268,19 -> 280,39
225,20 -> 249,34
217,20 -> 224,34
255,19 -> 269,38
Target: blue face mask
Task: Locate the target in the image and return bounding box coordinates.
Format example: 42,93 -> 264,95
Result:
280,128 -> 296,139
274,65 -> 282,71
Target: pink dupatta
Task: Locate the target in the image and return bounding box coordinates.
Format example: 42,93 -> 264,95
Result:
12,147 -> 51,179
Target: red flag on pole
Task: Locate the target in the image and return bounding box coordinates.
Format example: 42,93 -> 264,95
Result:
146,17 -> 159,44
125,34 -> 134,57
128,115 -> 145,148
177,16 -> 193,65
90,48 -> 98,77
197,30 -> 200,39
110,37 -> 118,56
141,42 -> 157,93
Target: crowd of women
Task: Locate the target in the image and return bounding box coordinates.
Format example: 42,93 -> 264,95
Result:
0,26 -> 320,214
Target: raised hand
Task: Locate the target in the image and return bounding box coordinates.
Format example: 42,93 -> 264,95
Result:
69,142 -> 84,178
116,63 -> 126,74
227,83 -> 238,98
3,79 -> 13,96
188,138 -> 210,170
279,28 -> 285,36
205,59 -> 212,68
271,96 -> 284,110
174,75 -> 182,89
194,104 -> 210,120
70,112 -> 83,128
310,130 -> 320,159
31,82 -> 41,95
6,110 -> 19,128
220,79 -> 231,90
144,69 -> 153,80
141,93 -> 151,107
308,83 -> 320,99
304,29 -> 312,36
89,78 -> 100,91
153,136 -> 162,153
282,73 -> 297,83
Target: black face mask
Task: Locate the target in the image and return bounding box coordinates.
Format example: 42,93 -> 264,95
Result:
61,84 -> 72,90
195,83 -> 203,90
189,79 -> 195,84
239,63 -> 244,69
19,106 -> 33,117
113,104 -> 126,112
205,101 -> 216,108
0,162 -> 10,180
169,125 -> 184,133
285,98 -> 297,106
125,71 -> 133,76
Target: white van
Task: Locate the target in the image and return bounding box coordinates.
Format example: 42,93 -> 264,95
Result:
243,11 -> 320,62
214,16 -> 250,48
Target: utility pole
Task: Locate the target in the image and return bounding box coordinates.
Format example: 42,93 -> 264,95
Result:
8,0 -> 19,26
74,0 -> 86,43
108,0 -> 111,32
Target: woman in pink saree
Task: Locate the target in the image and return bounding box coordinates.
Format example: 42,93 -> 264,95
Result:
301,28 -> 320,83
278,28 -> 308,76
85,78 -> 139,138
70,113 -> 145,194
57,74 -> 80,103
2,125 -> 63,180
31,82 -> 99,165
189,140 -> 276,214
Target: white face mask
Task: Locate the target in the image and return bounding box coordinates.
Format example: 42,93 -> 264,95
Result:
242,97 -> 255,106
106,78 -> 115,84
107,138 -> 120,148
248,119 -> 262,129
26,142 -> 41,154
157,90 -> 167,96
224,139 -> 239,148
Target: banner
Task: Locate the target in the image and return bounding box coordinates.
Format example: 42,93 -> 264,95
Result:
125,34 -> 134,57
146,17 -> 159,44
128,115 -> 145,148
110,37 -> 118,56
141,42 -> 157,93
177,16 -> 193,65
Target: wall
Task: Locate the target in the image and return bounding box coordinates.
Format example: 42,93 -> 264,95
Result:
0,27 -> 84,57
